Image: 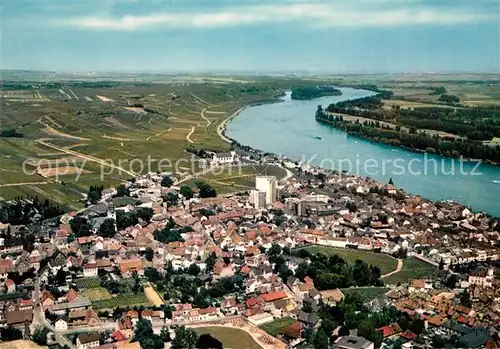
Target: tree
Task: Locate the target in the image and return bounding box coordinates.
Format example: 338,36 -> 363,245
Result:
388,177 -> 394,185
55,268 -> 68,285
196,334 -> 223,349
132,318 -> 164,349
196,181 -> 217,198
160,326 -> 171,342
205,252 -> 217,272
87,190 -> 100,204
313,328 -> 329,349
33,326 -> 49,345
0,326 -> 22,341
460,290 -> 472,307
188,263 -> 201,276
438,258 -> 444,270
338,326 -> 350,336
98,219 -> 116,238
171,326 -> 199,349
136,207 -> 154,223
164,192 -> 179,206
267,243 -> 282,257
161,176 -> 174,188
180,185 -> 194,199
303,327 -> 315,344
116,184 -> 130,197
144,247 -> 154,262
70,216 -> 91,237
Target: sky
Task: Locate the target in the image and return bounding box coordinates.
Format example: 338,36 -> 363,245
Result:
2,0 -> 499,73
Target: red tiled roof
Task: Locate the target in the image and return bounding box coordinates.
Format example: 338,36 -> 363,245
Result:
66,289 -> 78,302
240,265 -> 251,274
262,291 -> 287,302
400,330 -> 417,340
246,298 -> 258,308
377,324 -> 402,338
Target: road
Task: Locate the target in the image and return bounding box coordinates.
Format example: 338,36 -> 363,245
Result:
36,139 -> 136,177
217,106 -> 245,143
381,258 -> 403,278
186,125 -> 196,144
32,278 -> 76,348
200,107 -> 212,127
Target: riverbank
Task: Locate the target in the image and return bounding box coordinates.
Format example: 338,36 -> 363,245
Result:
218,95 -> 286,144
315,116 -> 497,166
224,87 -> 500,217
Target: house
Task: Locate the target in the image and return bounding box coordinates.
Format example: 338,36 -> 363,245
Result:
5,309 -> 32,329
4,279 -> 15,293
298,311 -> 320,328
408,279 -> 432,293
76,332 -> 100,349
247,312 -> 274,326
212,151 -> 237,165
468,268 -> 494,288
364,295 -> 391,313
83,263 -> 98,277
377,323 -> 402,338
68,309 -> 101,328
55,318 -> 68,331
119,258 -> 143,278
319,289 -> 344,305
333,336 -> 374,349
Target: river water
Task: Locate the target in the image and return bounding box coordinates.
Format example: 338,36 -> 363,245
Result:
227,87 -> 500,217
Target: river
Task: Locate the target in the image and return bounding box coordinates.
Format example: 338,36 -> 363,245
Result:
226,87 -> 500,217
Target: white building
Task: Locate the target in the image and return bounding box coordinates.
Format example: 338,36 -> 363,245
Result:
255,176 -> 277,206
249,190 -> 267,209
212,151 -> 237,165
76,332 -> 99,349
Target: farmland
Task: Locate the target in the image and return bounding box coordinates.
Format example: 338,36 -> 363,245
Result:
80,287 -> 112,301
182,164 -> 288,195
74,277 -> 101,288
260,316 -> 296,337
297,246 -> 398,275
193,326 -> 263,349
383,257 -> 436,285
340,287 -> 390,302
91,292 -> 151,310
0,78 -> 287,208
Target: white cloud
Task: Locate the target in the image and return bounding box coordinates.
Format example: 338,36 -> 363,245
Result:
52,3 -> 497,30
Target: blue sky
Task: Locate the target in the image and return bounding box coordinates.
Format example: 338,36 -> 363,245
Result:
2,1 -> 499,73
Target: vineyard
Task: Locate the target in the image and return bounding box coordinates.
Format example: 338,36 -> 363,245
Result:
91,292 -> 152,310
74,277 -> 101,288
80,287 -> 112,301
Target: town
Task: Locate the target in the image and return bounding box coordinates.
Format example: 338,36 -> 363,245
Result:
0,150 -> 498,349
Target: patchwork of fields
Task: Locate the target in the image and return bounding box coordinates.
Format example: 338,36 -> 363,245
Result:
0,82 -> 281,208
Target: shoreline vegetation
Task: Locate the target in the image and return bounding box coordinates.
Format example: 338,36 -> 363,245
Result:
223,87 -> 498,218
291,85 -> 342,100
315,93 -> 500,165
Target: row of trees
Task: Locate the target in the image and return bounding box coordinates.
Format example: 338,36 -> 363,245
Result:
133,318 -> 222,349
316,108 -> 500,163
0,196 -> 63,225
291,86 -> 342,100
292,250 -> 382,290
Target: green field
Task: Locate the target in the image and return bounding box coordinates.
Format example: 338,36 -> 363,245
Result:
91,292 -> 151,309
80,287 -> 112,301
340,287 -> 389,302
183,164 -> 288,195
260,317 -> 296,337
193,326 -> 262,349
298,246 -> 397,275
74,277 -> 101,288
383,257 -> 436,285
